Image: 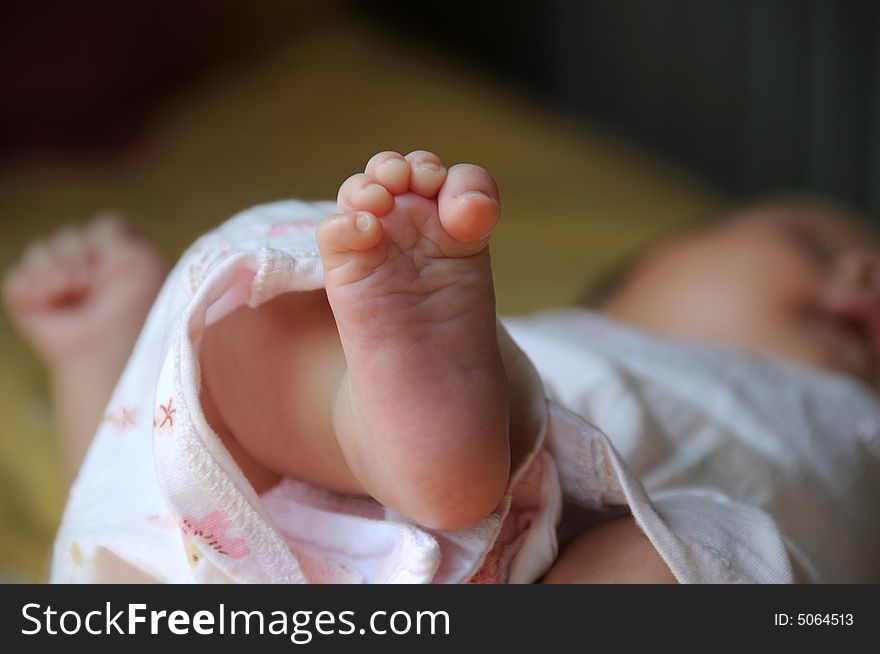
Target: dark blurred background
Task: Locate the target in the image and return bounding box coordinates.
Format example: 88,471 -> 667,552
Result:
4,0 -> 879,212
0,0 -> 876,580
366,0 -> 880,215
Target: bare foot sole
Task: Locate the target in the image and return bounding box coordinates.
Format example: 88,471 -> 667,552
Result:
317,151 -> 510,530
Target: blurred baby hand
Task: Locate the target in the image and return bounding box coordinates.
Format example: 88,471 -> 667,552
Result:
2,214 -> 166,367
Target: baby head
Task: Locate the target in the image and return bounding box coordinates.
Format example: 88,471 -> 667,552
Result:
596,197 -> 880,390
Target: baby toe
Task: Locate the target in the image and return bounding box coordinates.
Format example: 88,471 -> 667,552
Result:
437,164 -> 500,244
337,173 -> 395,216
405,150 -> 448,198
317,212 -> 384,255
317,212 -> 386,285
365,151 -> 411,195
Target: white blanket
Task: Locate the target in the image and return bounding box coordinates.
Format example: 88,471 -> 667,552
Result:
50,201 -> 880,583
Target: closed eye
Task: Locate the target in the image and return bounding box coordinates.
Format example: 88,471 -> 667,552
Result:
782,223 -> 836,270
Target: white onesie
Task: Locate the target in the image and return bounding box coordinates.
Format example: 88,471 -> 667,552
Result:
51,200 -> 880,583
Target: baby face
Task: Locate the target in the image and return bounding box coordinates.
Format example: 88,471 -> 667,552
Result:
603,199 -> 880,390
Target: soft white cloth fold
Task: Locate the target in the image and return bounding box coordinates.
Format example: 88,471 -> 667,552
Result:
51,201 -> 880,583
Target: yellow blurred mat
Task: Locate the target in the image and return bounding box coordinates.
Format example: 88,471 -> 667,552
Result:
0,7 -> 719,580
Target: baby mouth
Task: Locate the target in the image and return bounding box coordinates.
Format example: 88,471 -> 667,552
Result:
826,293 -> 880,376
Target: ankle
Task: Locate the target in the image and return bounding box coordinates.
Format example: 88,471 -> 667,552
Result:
333,373 -> 512,530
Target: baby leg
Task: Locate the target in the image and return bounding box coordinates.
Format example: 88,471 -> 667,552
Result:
320,150 -> 510,529
201,151 -> 536,531
542,516 -> 677,583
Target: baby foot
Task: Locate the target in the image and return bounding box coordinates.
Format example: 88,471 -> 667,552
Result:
317,151 -> 510,530
3,214 -> 167,370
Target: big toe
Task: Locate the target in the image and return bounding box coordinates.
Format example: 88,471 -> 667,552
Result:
437,164 -> 500,247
